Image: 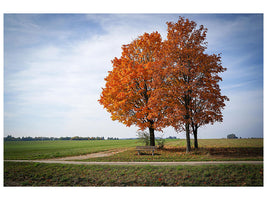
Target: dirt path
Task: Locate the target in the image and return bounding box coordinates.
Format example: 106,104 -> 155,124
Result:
4,160 -> 263,166
47,149 -> 127,161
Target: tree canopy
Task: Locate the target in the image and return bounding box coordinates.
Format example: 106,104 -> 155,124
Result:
99,32 -> 166,146
162,18 -> 229,151
99,17 -> 229,150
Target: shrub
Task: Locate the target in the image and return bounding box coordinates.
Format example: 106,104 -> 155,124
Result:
137,131 -> 150,146
156,138 -> 165,149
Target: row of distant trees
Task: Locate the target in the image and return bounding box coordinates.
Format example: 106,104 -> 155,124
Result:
4,134 -> 260,142
4,135 -> 177,141
4,135 -> 107,141
107,137 -> 119,140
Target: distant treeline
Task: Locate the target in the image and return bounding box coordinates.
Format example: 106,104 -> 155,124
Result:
4,135 -> 111,141
167,136 -> 177,139
107,137 -> 119,140
4,135 -> 179,141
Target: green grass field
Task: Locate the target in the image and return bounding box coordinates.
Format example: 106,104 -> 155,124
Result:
4,138 -> 263,161
4,162 -> 263,186
4,139 -> 143,160
4,138 -> 263,186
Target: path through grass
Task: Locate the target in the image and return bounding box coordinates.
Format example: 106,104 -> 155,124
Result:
4,139 -> 263,161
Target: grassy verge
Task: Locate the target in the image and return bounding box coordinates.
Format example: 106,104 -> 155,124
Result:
4,162 -> 263,186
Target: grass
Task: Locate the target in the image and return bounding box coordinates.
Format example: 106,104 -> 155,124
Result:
4,139 -> 263,161
4,162 -> 263,186
4,139 -> 263,186
81,139 -> 263,162
4,139 -> 143,160
83,147 -> 263,162
167,138 -> 263,148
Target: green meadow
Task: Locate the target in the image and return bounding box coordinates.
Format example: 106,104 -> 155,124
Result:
4,139 -> 143,160
4,162 -> 263,186
4,139 -> 263,186
4,138 -> 263,161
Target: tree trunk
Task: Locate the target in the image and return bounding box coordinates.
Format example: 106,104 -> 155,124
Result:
184,92 -> 191,153
193,128 -> 198,149
149,127 -> 155,146
185,122 -> 191,152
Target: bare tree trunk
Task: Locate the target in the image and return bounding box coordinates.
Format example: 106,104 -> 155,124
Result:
192,124 -> 199,149
193,129 -> 198,149
149,127 -> 155,146
185,92 -> 191,153
185,122 -> 191,152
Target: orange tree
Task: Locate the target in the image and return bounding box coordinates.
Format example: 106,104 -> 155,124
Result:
99,32 -> 166,146
189,53 -> 229,149
162,17 -> 229,152
99,18 -> 228,151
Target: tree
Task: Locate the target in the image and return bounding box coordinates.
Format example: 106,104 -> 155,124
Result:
227,134 -> 238,139
162,17 -> 228,152
189,53 -> 229,148
99,32 -> 166,146
99,17 -> 228,150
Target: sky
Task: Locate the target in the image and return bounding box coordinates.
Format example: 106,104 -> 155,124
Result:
4,14 -> 263,139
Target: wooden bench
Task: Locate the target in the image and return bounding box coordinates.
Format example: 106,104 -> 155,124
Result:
136,146 -> 157,156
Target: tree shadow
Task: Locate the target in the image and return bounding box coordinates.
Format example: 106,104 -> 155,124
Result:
204,147 -> 263,157
137,152 -> 161,156
163,147 -> 263,157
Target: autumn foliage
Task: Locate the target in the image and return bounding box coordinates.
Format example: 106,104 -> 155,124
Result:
99,32 -> 165,146
161,18 -> 229,151
99,17 -> 229,151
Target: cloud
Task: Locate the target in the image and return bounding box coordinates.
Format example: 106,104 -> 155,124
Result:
4,14 -> 149,137
4,14 -> 263,139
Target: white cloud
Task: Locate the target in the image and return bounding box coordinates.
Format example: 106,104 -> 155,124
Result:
4,14 -> 263,139
5,15 -> 150,137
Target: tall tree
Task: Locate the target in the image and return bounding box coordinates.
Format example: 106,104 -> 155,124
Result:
99,32 -> 165,146
163,17 -> 228,152
99,17 -> 228,150
189,53 -> 229,148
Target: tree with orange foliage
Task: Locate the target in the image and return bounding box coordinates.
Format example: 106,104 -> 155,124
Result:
189,53 -> 229,149
99,32 -> 165,146
99,17 -> 228,151
163,17 -> 228,152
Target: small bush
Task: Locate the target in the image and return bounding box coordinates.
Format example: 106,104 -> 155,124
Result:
156,138 -> 165,149
137,131 -> 150,146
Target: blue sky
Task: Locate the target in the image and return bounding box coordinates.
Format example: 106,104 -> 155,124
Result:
4,14 -> 263,139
